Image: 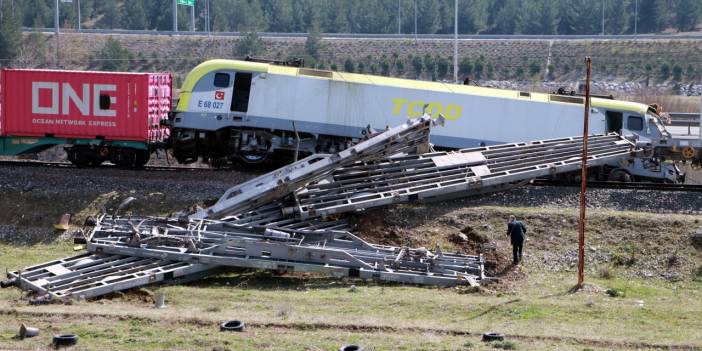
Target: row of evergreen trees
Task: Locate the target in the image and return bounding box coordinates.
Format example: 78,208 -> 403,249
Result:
12,0 -> 702,35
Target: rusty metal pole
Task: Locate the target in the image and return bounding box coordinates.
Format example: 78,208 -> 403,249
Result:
578,57 -> 592,288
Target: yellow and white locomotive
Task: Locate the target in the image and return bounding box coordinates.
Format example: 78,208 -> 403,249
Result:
170,59 -> 680,182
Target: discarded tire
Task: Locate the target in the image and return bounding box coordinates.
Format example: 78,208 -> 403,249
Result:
53,334 -> 79,347
0,278 -> 16,288
481,332 -> 505,342
338,345 -> 363,351
220,320 -> 245,332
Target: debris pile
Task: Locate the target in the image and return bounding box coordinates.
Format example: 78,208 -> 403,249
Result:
3,116 -> 639,301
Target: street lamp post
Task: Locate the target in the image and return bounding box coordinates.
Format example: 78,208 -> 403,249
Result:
454,0 -> 458,83
173,0 -> 178,32
55,0 -> 60,67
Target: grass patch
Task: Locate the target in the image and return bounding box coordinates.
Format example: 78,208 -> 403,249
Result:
492,341 -> 518,349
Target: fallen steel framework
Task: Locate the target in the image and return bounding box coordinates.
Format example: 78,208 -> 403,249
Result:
4,115 -> 641,300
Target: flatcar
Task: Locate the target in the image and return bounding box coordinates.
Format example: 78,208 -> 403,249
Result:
0,69 -> 171,166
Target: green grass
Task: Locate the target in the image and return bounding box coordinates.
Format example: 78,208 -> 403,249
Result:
1,203 -> 701,350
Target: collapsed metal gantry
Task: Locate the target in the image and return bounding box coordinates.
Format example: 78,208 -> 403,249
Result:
4,116 -> 640,300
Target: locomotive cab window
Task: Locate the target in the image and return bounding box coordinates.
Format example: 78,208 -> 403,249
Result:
214,73 -> 230,88
627,116 -> 644,131
605,111 -> 623,133
231,72 -> 253,113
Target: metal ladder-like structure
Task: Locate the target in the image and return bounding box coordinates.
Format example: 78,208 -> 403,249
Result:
4,115 -> 640,300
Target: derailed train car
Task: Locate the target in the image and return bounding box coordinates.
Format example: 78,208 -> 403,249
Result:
0,69 -> 171,166
169,59 -> 680,182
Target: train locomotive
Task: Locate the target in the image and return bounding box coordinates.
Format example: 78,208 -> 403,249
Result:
169,59 -> 682,183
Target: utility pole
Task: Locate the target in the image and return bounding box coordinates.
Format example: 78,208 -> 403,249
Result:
191,2 -> 195,32
601,0 -> 605,35
634,0 -> 638,35
55,0 -> 60,68
206,0 -> 210,35
173,0 -> 178,32
453,0 -> 458,83
398,0 -> 401,35
578,57 -> 592,289
414,0 -> 417,42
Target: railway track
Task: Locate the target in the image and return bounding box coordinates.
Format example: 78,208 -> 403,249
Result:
4,159 -> 702,192
0,159 -> 218,172
531,178 -> 702,192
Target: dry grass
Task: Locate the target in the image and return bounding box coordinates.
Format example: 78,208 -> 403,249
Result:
620,90 -> 700,112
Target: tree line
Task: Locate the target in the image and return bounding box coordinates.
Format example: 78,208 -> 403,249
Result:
10,0 -> 702,35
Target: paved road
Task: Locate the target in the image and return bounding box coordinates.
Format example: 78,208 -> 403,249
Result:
23,27 -> 702,41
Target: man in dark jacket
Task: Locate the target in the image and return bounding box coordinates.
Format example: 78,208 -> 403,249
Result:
506,215 -> 527,265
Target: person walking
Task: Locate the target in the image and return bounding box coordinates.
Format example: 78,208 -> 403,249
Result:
506,215 -> 527,265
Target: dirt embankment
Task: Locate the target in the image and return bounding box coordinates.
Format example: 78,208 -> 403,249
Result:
1,164 -> 700,283
353,199 -> 702,282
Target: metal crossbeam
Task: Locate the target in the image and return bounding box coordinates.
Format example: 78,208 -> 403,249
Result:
86,216 -> 483,287
6,253 -> 216,301
6,116 -> 642,300
191,116 -> 434,220
286,134 -> 637,219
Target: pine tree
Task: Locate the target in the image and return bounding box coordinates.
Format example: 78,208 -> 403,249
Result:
674,0 -> 700,32
0,1 -> 21,67
99,0 -> 122,29
262,0 -> 294,32
122,0 -> 147,30
305,22 -> 323,59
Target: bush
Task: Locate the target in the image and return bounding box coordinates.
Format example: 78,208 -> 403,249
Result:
411,55 -> 423,77
343,57 -> 355,72
379,56 -> 390,76
459,57 -> 473,76
673,64 -> 683,81
598,266 -> 613,279
395,59 -> 405,76
436,56 -> 449,80
95,36 -> 133,71
234,30 -> 265,57
659,63 -> 671,79
529,61 -> 541,76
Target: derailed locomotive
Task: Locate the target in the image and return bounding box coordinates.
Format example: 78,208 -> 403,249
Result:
169,59 -> 681,182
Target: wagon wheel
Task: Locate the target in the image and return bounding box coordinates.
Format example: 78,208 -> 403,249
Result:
682,146 -> 696,160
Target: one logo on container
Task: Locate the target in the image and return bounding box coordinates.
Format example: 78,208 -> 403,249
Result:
31,82 -> 117,117
214,91 -> 225,100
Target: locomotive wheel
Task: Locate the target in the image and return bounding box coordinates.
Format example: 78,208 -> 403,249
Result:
682,146 -> 696,160
239,151 -> 269,164
607,169 -> 632,182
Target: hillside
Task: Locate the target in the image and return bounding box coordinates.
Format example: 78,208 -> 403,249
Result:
20,33 -> 702,89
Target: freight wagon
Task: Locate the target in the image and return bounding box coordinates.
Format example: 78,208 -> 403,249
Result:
0,69 -> 171,166
169,59 -> 681,182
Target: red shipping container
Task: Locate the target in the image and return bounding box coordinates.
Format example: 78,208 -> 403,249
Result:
0,69 -> 171,143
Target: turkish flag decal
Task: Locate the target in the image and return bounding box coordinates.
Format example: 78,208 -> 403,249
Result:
214,91 -> 225,100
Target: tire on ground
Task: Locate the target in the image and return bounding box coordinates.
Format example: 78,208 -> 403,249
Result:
53,334 -> 79,347
219,320 -> 245,332
481,332 -> 505,342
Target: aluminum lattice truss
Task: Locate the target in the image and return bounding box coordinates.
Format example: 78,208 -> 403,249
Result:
6,115 -> 641,300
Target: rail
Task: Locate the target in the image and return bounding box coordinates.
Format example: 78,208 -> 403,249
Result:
531,178 -> 702,192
